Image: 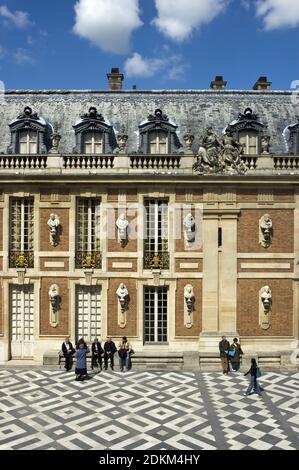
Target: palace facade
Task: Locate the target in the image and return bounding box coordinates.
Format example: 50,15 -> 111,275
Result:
0,71 -> 298,367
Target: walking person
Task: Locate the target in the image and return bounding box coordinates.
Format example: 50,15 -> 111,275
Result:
91,337 -> 104,371
75,338 -> 90,381
244,358 -> 262,396
61,336 -> 75,372
229,337 -> 244,371
219,335 -> 230,374
118,336 -> 132,372
103,336 -> 117,370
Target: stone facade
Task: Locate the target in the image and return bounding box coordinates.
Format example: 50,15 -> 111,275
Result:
0,87 -> 298,365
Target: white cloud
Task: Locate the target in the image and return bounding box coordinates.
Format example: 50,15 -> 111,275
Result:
14,48 -> 34,65
124,51 -> 188,81
124,52 -> 164,78
256,0 -> 299,30
0,5 -> 32,28
73,0 -> 143,54
152,0 -> 229,41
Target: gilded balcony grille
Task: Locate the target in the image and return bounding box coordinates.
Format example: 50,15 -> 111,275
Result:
143,251 -> 170,270
9,251 -> 34,269
75,251 -> 102,269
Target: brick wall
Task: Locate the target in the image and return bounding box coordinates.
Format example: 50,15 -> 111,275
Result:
107,278 -> 137,337
107,258 -> 137,272
40,191 -> 70,202
238,209 -> 294,253
175,259 -> 203,272
40,278 -> 69,336
175,279 -> 202,336
237,279 -> 293,336
40,208 -> 69,252
40,258 -> 69,271
238,259 -> 294,272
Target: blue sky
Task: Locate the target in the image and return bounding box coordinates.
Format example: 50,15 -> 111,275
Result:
0,0 -> 298,90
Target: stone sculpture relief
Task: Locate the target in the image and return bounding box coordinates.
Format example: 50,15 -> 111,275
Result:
193,127 -> 246,175
49,284 -> 60,327
184,284 -> 195,328
116,283 -> 129,312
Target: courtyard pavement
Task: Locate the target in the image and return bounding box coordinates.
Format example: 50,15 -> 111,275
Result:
0,368 -> 298,450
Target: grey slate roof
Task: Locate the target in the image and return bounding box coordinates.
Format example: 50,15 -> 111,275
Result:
0,90 -> 297,154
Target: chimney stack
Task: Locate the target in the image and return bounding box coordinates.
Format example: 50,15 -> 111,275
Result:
210,76 -> 227,90
253,76 -> 272,91
107,67 -> 124,91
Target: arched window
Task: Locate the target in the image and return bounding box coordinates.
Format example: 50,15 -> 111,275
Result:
138,109 -> 182,155
73,107 -> 116,154
18,130 -> 38,154
149,130 -> 168,154
83,131 -> 103,154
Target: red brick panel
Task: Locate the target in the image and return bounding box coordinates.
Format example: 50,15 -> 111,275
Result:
40,208 -> 69,252
40,278 -> 69,336
237,279 -> 293,336
238,209 -> 294,253
107,278 -> 137,337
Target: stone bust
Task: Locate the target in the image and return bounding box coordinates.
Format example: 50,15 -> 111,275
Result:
183,213 -> 196,243
184,284 -> 195,313
261,285 -> 272,312
116,283 -> 129,311
259,213 -> 273,248
49,284 -> 59,312
116,213 -> 129,245
47,213 -> 60,246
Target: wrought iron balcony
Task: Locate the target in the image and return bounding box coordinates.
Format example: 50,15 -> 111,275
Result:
75,251 -> 102,269
143,251 -> 170,270
9,251 -> 34,269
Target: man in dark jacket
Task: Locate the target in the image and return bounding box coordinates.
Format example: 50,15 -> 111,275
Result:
103,336 -> 117,370
61,336 -> 75,371
219,336 -> 230,374
91,337 -> 104,370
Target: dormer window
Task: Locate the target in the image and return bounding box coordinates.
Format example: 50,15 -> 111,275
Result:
138,109 -> 182,155
19,130 -> 38,154
73,107 -> 116,154
83,131 -> 103,154
284,119 -> 299,155
239,130 -> 258,155
8,107 -> 50,155
149,130 -> 168,154
227,108 -> 268,156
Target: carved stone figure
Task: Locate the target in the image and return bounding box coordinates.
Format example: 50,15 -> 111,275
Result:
116,213 -> 129,246
261,285 -> 272,312
220,128 -> 246,173
193,127 -> 246,175
49,284 -> 60,313
183,128 -> 194,154
50,126 -> 61,154
116,283 -> 129,311
183,213 -> 196,243
261,133 -> 271,154
117,125 -> 128,154
259,214 -> 273,248
47,213 -> 60,246
184,284 -> 195,313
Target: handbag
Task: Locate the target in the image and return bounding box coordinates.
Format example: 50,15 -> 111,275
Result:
228,349 -> 236,357
256,367 -> 262,378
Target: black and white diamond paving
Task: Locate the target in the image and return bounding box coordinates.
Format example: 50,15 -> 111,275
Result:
0,369 -> 298,450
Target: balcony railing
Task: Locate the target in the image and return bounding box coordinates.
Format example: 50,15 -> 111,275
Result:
130,155 -> 181,170
75,251 -> 102,269
0,155 -> 47,169
273,156 -> 299,170
241,155 -> 258,170
143,251 -> 170,270
9,251 -> 34,269
63,155 -> 114,170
